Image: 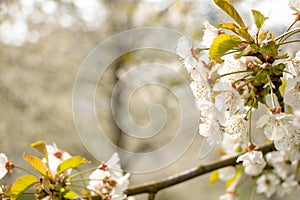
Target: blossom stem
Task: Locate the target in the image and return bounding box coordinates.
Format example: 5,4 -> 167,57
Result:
278,39 -> 300,46
275,27 -> 300,42
69,167 -> 99,179
278,20 -> 299,43
216,70 -> 252,80
69,183 -> 101,198
73,168 -> 88,189
267,74 -> 276,108
283,70 -> 295,77
13,165 -> 34,175
70,178 -> 105,183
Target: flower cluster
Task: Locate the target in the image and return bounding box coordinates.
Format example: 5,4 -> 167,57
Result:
86,153 -> 130,200
177,0 -> 300,199
0,142 -> 130,200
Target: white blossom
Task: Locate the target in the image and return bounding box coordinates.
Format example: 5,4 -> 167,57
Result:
87,153 -> 129,200
217,56 -> 248,83
293,109 -> 300,128
45,143 -> 72,177
199,118 -> 222,146
236,151 -> 266,176
190,78 -> 210,105
273,127 -> 300,151
289,0 -> 300,12
221,134 -> 242,156
256,112 -> 294,141
214,82 -> 244,116
222,113 -> 248,137
285,51 -> 300,78
0,153 -> 8,179
256,173 -> 280,198
266,151 -> 291,179
277,175 -> 299,197
201,20 -> 218,48
284,76 -> 300,109
176,36 -> 198,72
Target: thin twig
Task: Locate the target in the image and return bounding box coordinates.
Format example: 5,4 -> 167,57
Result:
148,192 -> 157,200
126,143 -> 275,196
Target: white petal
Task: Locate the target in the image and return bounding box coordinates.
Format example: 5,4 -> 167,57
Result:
256,114 -> 270,128
0,153 -> 8,179
289,0 -> 300,12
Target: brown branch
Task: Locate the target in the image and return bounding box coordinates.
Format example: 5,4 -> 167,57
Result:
126,143 -> 275,196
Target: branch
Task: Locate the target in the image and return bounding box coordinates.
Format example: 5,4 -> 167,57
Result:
126,143 -> 275,196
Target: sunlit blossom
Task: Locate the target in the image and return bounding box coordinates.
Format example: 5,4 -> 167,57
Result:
87,153 -> 130,200
0,153 -> 8,179
45,143 -> 72,177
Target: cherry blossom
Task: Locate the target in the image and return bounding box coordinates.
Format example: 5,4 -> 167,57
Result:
277,175 -> 299,197
289,0 -> 300,13
236,151 -> 266,176
284,76 -> 300,109
256,112 -> 294,141
199,118 -> 222,146
293,109 -> 300,128
87,153 -> 130,200
273,127 -> 300,151
176,36 -> 201,72
285,51 -> 300,79
201,21 -> 219,48
256,173 -> 280,198
220,134 -> 242,156
213,82 -> 244,116
45,143 -> 72,177
0,153 -> 8,179
217,56 -> 248,84
221,113 -> 248,137
265,151 -> 291,179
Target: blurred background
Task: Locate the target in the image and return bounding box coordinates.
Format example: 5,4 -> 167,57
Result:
0,0 -> 298,199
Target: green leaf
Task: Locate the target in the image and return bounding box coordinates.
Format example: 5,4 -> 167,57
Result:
56,156 -> 89,175
64,191 -> 78,199
209,170 -> 219,185
252,10 -> 267,30
209,34 -> 242,62
236,27 -> 254,43
260,40 -> 278,57
214,0 -> 245,27
216,21 -> 238,33
10,175 -> 36,200
30,141 -> 49,163
24,155 -> 47,177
